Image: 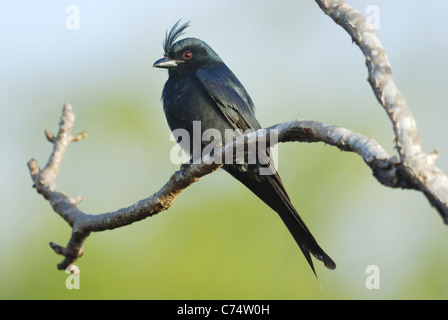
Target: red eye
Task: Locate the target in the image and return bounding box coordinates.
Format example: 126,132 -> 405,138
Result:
183,51 -> 193,60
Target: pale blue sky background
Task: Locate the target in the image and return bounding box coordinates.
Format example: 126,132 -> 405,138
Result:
1,1 -> 448,299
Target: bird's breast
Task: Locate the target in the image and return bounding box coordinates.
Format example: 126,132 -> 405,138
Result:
162,73 -> 231,138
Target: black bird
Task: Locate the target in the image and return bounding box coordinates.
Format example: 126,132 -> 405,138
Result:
153,21 -> 336,276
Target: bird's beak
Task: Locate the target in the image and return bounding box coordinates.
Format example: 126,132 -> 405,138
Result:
153,57 -> 179,69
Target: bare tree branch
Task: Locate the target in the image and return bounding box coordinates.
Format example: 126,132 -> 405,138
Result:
28,1 -> 448,270
28,104 -> 223,269
315,0 -> 448,221
28,104 -> 401,269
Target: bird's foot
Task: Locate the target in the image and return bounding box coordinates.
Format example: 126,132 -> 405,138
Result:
180,162 -> 191,174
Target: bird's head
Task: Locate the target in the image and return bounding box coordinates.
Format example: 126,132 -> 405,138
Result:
153,20 -> 222,73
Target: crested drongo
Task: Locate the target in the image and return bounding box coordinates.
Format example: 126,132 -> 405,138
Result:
154,21 -> 336,276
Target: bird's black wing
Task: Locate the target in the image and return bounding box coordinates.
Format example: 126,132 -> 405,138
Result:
196,65 -> 261,132
196,64 -> 336,275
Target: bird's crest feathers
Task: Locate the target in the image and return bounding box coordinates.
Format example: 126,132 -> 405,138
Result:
163,20 -> 191,55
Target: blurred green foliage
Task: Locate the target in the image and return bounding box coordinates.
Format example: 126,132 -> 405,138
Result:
2,1 -> 448,300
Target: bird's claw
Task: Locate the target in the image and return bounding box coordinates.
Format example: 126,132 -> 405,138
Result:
180,162 -> 191,173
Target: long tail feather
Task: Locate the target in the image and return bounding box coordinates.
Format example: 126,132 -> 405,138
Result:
224,164 -> 336,275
